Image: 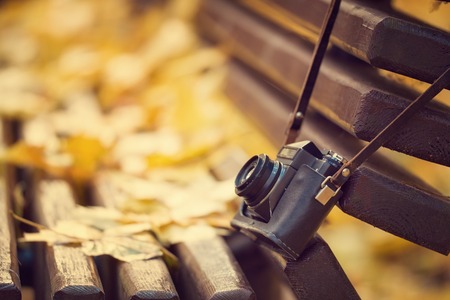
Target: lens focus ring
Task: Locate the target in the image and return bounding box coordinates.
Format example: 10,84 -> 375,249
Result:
235,154 -> 283,207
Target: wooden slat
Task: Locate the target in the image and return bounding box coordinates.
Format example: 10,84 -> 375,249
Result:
173,237 -> 255,300
91,173 -> 179,300
1,119 -> 22,300
0,180 -> 21,300
92,172 -> 255,300
32,177 -> 104,300
240,0 -> 450,84
2,119 -> 23,214
118,259 -> 178,300
1,119 -> 20,146
198,0 -> 450,167
264,236 -> 360,300
225,60 -> 450,255
339,167 -> 450,255
225,234 -> 297,300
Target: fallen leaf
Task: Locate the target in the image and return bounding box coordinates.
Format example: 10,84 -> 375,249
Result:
159,223 -> 218,245
81,236 -> 162,262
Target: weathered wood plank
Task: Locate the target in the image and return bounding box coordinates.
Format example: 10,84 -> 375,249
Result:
198,0 -> 450,167
173,237 -> 255,300
91,173 -> 179,300
264,236 -> 360,300
0,180 -> 21,300
339,167 -> 450,255
240,0 -> 450,84
1,119 -> 22,300
225,234 -> 297,300
32,177 -> 104,300
210,152 -> 289,300
92,172 -> 255,300
1,119 -> 23,215
224,60 -> 450,255
118,259 -> 179,300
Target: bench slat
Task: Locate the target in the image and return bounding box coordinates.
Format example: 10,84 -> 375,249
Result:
118,259 -> 178,300
264,236 -> 360,300
92,172 -> 255,300
198,0 -> 450,167
340,167 -> 450,255
32,177 -> 104,300
91,174 -> 179,300
173,237 -> 255,300
225,60 -> 450,255
0,180 -> 21,300
0,119 -> 21,300
241,0 -> 450,84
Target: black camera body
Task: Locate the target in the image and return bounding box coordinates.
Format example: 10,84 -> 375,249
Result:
231,141 -> 346,260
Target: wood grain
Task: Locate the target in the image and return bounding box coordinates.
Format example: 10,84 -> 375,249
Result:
224,60 -> 450,255
0,180 -> 21,300
118,259 -> 179,300
198,0 -> 450,167
32,177 -> 104,300
173,237 -> 255,300
91,173 -> 179,300
339,167 -> 450,255
92,172 -> 255,300
264,236 -> 360,300
241,0 -> 450,84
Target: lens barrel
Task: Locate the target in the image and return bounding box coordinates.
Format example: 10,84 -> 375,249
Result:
235,154 -> 284,207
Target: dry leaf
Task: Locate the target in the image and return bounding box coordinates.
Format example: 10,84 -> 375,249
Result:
1,142 -> 47,170
21,230 -> 81,245
81,236 -> 162,262
0,68 -> 52,118
17,206 -> 164,262
61,135 -> 107,182
159,223 -> 218,245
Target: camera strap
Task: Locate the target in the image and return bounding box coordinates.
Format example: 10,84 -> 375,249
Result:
283,0 -> 450,202
284,0 -> 341,145
329,67 -> 450,189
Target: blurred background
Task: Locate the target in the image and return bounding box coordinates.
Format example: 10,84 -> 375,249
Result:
0,0 -> 448,299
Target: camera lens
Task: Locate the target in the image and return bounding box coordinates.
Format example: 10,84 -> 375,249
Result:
235,154 -> 284,207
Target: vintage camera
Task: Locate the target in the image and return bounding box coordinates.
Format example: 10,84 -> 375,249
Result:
231,141 -> 346,260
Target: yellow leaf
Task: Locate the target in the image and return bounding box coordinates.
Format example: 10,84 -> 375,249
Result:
118,199 -> 172,228
0,68 -> 53,118
53,220 -> 103,240
72,206 -> 124,230
81,235 -> 162,262
21,230 -> 81,245
1,141 -> 46,169
159,223 -> 218,245
61,135 -> 107,182
146,144 -> 211,167
103,223 -> 153,237
155,48 -> 226,80
146,135 -> 222,167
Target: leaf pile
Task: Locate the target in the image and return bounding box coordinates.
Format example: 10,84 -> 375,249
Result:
15,208 -> 162,262
0,0 -> 275,262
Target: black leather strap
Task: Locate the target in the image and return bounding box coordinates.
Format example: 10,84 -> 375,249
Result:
284,0 -> 449,189
284,0 -> 341,145
331,67 -> 450,187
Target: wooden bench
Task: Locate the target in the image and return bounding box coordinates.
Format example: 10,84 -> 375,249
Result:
238,0 -> 450,84
0,117 -> 361,299
91,171 -> 254,300
198,0 -> 450,166
0,178 -> 21,300
196,0 -> 450,298
29,175 -> 105,300
0,1 -> 449,299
